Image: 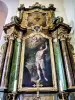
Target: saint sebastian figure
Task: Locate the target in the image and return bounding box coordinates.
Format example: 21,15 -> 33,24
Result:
35,42 -> 48,81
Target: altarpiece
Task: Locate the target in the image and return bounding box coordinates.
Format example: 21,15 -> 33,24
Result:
0,2 -> 75,100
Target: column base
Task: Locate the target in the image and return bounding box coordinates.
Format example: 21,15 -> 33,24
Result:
58,92 -> 69,100
0,88 -> 7,100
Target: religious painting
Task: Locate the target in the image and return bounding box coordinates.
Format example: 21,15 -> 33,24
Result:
16,94 -> 55,100
18,32 -> 57,92
27,11 -> 46,27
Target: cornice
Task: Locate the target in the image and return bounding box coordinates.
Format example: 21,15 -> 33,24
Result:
18,2 -> 56,11
48,23 -> 71,33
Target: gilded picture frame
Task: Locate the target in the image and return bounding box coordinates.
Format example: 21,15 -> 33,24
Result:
18,32 -> 57,92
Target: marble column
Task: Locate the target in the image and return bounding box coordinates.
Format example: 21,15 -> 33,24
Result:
66,39 -> 75,84
1,35 -> 14,88
18,38 -> 25,90
0,38 -> 8,85
60,38 -> 74,88
53,38 -> 67,91
8,31 -> 22,92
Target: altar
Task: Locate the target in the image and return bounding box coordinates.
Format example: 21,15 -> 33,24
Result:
0,2 -> 75,100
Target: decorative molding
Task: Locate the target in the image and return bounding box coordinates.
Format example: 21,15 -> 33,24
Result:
18,2 -> 56,11
48,23 -> 71,33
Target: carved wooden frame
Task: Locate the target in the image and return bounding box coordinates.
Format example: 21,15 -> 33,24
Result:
20,9 -> 54,29
18,32 -> 57,92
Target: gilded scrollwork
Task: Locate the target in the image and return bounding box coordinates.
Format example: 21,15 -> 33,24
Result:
20,4 -> 55,29
20,12 -> 28,28
57,27 -> 71,40
46,11 -> 54,28
29,2 -> 46,9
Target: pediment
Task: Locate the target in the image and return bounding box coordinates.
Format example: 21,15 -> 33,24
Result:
3,2 -> 71,40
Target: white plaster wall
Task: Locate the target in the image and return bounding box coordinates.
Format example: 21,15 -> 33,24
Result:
63,0 -> 75,52
63,0 -> 75,24
0,0 -> 19,65
2,0 -> 19,24
0,1 -> 8,38
0,0 -> 19,46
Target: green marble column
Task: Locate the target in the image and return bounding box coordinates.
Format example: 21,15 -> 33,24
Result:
8,32 -> 22,92
60,38 -> 74,88
53,38 -> 67,91
1,36 -> 14,88
0,39 -> 8,85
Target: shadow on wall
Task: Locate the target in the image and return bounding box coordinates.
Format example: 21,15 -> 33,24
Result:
0,0 -> 8,39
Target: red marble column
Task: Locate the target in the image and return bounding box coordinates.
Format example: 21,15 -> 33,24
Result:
0,38 -> 8,85
66,38 -> 75,86
1,35 -> 14,88
60,38 -> 74,87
